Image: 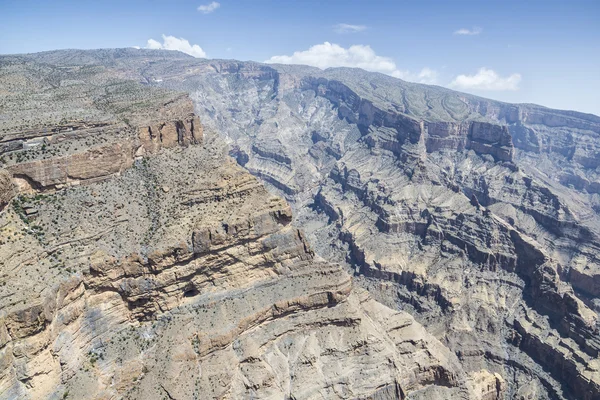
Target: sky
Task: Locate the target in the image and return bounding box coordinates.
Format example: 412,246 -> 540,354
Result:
1,0 -> 599,115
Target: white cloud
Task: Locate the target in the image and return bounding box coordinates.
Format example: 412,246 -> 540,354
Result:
395,67 -> 438,85
145,34 -> 207,58
146,39 -> 162,49
265,42 -> 437,84
334,23 -> 367,34
449,68 -> 521,91
454,27 -> 482,35
197,1 -> 220,14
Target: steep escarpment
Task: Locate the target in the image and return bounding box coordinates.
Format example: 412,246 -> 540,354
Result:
0,169 -> 14,211
3,49 -> 600,399
0,51 -> 513,400
119,54 -> 600,399
0,159 -> 472,399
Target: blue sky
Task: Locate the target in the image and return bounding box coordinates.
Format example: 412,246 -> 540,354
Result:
1,0 -> 599,115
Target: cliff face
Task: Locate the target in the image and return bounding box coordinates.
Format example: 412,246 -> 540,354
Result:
0,52 -> 510,400
0,170 -> 14,211
3,49 -> 600,400
120,56 -> 600,399
0,149 -> 468,399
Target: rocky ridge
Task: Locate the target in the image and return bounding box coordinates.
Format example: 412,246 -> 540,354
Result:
98,52 -> 600,400
0,50 -> 510,399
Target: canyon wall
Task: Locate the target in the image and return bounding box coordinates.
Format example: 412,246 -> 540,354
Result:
0,52 -> 508,400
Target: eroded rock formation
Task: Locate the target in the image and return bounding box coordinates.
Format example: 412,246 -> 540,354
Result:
0,50 -> 507,400
0,170 -> 14,211
2,48 -> 600,399
129,56 -> 600,399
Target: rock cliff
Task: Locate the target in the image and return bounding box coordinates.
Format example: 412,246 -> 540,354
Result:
0,50 -> 509,400
2,48 -> 600,399
111,54 -> 600,399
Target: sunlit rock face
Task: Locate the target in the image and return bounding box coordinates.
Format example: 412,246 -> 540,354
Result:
1,49 -> 600,399
0,49 -> 481,400
149,56 -> 600,399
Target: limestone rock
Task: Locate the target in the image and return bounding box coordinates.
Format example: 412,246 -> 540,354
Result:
0,169 -> 15,211
3,48 -> 600,400
139,55 -> 600,399
0,54 -> 473,400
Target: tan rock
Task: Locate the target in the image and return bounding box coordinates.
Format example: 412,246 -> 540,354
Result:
468,370 -> 505,400
0,169 -> 15,211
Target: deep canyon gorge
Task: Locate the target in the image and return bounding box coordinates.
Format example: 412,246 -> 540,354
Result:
1,49 -> 600,399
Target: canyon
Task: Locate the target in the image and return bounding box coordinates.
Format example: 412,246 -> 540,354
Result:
1,48 -> 600,399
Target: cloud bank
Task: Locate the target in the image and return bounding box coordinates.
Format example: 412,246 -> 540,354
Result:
334,23 -> 367,34
146,34 -> 207,58
449,68 -> 521,91
265,42 -> 437,84
197,1 -> 220,14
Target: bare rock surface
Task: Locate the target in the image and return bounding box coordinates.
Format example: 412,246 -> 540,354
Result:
0,169 -> 14,211
2,48 -> 600,399
77,50 -> 600,399
0,49 -> 504,400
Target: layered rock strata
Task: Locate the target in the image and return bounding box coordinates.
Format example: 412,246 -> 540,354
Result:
0,53 -> 506,400
130,56 -> 600,399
